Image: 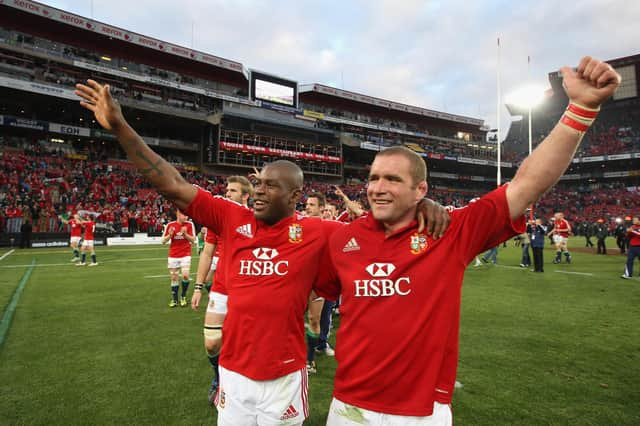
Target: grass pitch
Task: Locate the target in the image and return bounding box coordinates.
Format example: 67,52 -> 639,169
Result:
0,238 -> 639,425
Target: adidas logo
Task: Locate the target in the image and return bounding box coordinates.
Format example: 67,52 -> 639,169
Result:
280,404 -> 299,420
342,237 -> 360,252
236,223 -> 253,238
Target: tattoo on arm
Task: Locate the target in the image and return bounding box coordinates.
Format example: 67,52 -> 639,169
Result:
136,151 -> 164,176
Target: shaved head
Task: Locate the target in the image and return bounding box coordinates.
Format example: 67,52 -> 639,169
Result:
253,160 -> 304,225
263,160 -> 303,191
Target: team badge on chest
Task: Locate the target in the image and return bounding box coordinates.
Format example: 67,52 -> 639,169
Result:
410,233 -> 428,255
288,223 -> 303,243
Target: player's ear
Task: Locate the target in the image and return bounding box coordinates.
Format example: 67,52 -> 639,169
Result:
289,188 -> 302,206
416,181 -> 428,200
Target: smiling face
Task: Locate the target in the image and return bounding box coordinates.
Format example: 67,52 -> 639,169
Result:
252,162 -> 302,225
367,153 -> 427,233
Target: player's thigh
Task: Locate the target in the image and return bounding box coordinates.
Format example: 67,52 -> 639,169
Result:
257,367 -> 308,426
308,297 -> 324,325
179,256 -> 191,275
167,257 -> 181,270
216,366 -> 258,425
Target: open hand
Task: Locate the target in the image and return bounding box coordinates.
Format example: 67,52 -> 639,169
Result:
75,79 -> 126,132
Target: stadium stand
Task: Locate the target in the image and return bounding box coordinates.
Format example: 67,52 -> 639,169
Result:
0,1 -> 638,247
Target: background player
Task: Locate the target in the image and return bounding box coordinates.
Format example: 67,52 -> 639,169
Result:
191,175 -> 253,405
59,213 -> 83,262
162,209 -> 196,307
304,192 -> 335,372
75,214 -> 97,266
549,212 -> 572,264
621,215 -> 640,279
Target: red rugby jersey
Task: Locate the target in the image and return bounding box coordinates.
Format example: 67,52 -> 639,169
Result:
627,224 -> 640,246
82,221 -> 96,240
185,187 -> 340,380
318,185 -> 525,416
553,219 -> 571,238
68,219 -> 83,237
163,221 -> 195,258
205,227 -> 223,257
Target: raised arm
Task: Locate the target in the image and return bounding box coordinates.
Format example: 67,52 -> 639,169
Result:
506,57 -> 621,219
334,186 -> 364,217
75,80 -> 196,210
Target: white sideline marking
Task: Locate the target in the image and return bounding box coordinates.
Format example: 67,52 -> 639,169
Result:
9,246 -> 167,256
0,249 -> 15,261
0,257 -> 167,269
144,275 -> 169,279
555,271 -> 594,277
494,264 -> 524,270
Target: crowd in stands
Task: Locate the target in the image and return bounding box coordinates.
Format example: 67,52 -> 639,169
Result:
504,108 -> 640,162
535,182 -> 640,226
0,27 -> 244,98
0,141 -> 225,235
0,48 -> 220,115
3,138 -> 638,237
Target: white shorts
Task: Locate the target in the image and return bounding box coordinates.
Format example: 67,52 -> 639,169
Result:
167,256 -> 191,269
70,236 -> 81,245
81,240 -> 94,248
553,235 -> 568,245
216,366 -> 308,426
210,255 -> 219,271
327,398 -> 452,426
206,291 -> 228,315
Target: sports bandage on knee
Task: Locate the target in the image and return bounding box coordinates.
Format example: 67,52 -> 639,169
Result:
560,102 -> 599,134
204,325 -> 222,343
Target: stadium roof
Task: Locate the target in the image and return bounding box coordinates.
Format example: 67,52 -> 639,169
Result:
2,0 -> 248,78
299,83 -> 484,127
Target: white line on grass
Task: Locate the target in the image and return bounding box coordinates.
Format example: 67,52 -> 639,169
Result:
9,246 -> 168,256
494,264 -> 525,270
0,257 -> 167,269
554,270 -> 594,276
0,249 -> 15,261
144,275 -> 169,279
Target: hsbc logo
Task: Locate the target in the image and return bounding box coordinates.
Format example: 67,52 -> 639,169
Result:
366,263 -> 396,277
252,247 -> 279,260
355,263 -> 411,297
240,247 -> 288,276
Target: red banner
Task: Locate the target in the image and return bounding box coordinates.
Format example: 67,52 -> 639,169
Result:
220,142 -> 342,163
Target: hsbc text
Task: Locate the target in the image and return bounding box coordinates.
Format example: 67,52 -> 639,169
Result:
239,260 -> 289,276
353,278 -> 411,297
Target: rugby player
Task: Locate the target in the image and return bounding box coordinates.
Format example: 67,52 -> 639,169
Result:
59,213 -> 83,262
318,56 -> 621,425
161,209 -> 196,307
549,212 -> 573,264
304,192 -> 335,371
76,78 -> 450,425
191,175 -> 253,405
75,214 -> 98,266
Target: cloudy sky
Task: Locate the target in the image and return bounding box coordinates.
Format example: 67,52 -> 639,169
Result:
40,0 -> 639,134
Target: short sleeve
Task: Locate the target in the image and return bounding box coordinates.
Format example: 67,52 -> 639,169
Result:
453,185 -> 526,264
